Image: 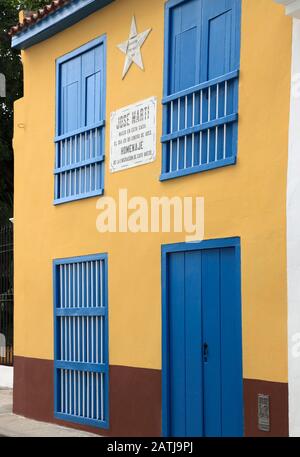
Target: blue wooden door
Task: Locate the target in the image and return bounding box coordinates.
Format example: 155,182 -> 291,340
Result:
163,240 -> 243,437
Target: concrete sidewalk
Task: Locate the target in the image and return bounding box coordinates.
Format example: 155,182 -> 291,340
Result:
0,389 -> 98,437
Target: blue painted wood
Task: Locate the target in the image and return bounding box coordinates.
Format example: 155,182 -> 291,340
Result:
54,120 -> 105,143
55,361 -> 108,373
54,156 -> 104,175
53,253 -> 109,429
220,246 -> 244,437
161,113 -> 238,143
53,260 -> 60,417
201,248 -> 222,436
162,237 -> 240,253
201,0 -> 234,81
161,2 -> 171,175
185,251 -> 204,437
160,156 -> 236,181
55,36 -> 106,204
54,188 -> 104,206
161,0 -> 241,180
162,70 -> 239,105
55,412 -> 109,430
161,250 -> 169,437
103,252 -> 110,425
56,307 -> 106,317
54,253 -> 108,265
12,0 -> 115,50
201,0 -> 240,164
61,54 -> 81,134
162,238 -> 243,437
169,0 -> 202,94
168,252 -> 185,436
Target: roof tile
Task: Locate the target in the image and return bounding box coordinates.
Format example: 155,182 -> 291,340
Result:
9,0 -> 70,37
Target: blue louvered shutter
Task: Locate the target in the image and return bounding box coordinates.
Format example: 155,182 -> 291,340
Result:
201,0 -> 236,81
61,56 -> 81,134
55,37 -> 106,204
161,0 -> 241,180
83,46 -> 103,126
169,0 -> 202,93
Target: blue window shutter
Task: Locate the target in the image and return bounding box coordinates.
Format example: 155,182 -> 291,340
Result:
201,0 -> 238,81
161,0 -> 241,181
169,0 -> 202,93
61,56 -> 81,135
55,36 -> 106,204
82,45 -> 104,127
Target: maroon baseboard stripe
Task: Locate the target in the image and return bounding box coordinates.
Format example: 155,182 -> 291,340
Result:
13,356 -> 54,424
13,356 -> 161,437
13,356 -> 289,437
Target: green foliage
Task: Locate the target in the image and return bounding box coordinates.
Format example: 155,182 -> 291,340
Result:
0,0 -> 49,225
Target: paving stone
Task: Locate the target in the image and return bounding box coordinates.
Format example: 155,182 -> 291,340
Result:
0,389 -> 98,437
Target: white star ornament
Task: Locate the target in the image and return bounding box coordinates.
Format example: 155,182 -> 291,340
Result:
117,16 -> 152,79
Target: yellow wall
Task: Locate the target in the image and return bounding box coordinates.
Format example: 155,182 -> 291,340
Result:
13,0 -> 292,382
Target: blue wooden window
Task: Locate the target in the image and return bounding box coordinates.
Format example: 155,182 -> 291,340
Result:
161,0 -> 241,181
53,254 -> 109,429
54,36 -> 106,204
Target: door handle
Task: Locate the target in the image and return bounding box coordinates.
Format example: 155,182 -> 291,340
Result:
203,342 -> 209,363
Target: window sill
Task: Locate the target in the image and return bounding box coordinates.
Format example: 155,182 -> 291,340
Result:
54,412 -> 109,430
159,156 -> 236,181
54,189 -> 104,206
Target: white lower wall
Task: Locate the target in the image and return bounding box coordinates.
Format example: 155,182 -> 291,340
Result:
287,18 -> 300,438
0,366 -> 13,389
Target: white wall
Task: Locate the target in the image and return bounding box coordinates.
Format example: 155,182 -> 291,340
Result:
0,366 -> 13,389
287,18 -> 300,438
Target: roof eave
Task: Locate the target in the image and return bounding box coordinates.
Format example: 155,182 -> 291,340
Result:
274,0 -> 300,18
12,0 -> 114,50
